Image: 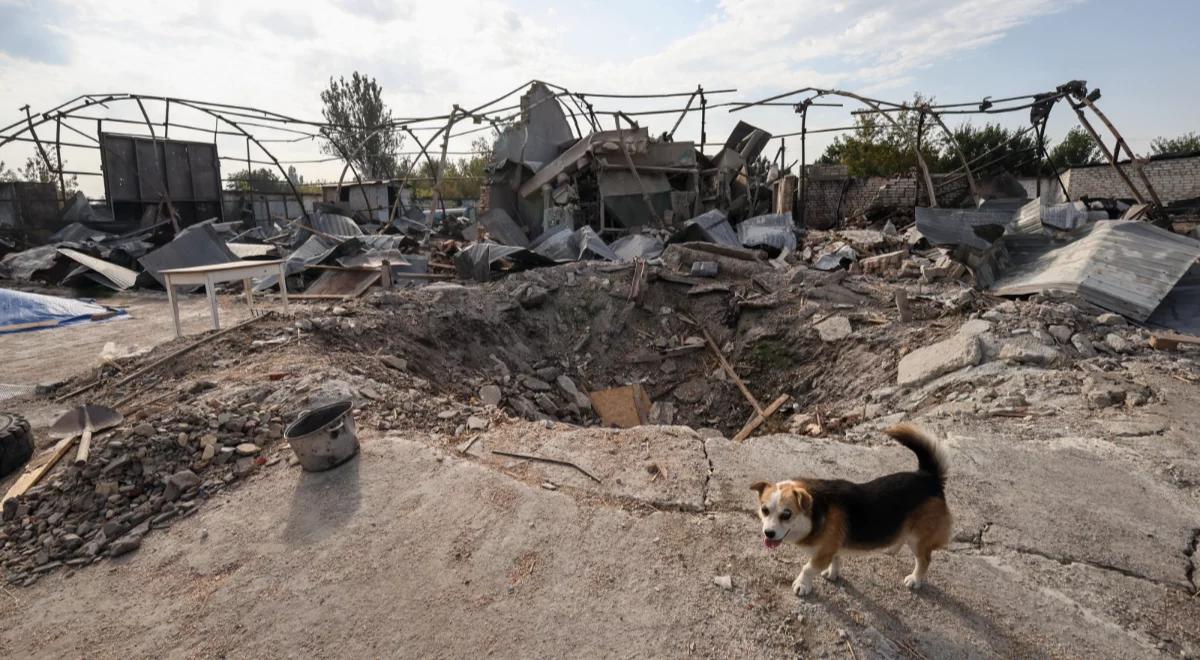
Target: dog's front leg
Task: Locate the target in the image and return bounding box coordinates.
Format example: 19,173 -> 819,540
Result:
793,550 -> 835,596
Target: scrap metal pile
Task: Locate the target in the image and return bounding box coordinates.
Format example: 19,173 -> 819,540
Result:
2,79 -> 1197,323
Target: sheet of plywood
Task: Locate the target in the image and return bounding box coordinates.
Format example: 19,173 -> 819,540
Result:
588,384 -> 651,429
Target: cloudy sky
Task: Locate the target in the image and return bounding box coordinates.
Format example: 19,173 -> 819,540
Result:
1,0 -> 1197,194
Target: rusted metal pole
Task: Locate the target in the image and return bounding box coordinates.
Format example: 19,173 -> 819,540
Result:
799,104 -> 807,226
54,116 -> 66,202
427,108 -> 461,228
926,109 -> 980,205
20,105 -> 54,183
614,113 -> 663,225
1067,100 -> 1145,204
829,90 -> 939,207
1076,96 -> 1162,207
667,88 -> 699,140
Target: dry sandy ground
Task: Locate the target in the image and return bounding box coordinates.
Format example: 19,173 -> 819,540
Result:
1,292 -> 252,400
1,294 -> 1199,658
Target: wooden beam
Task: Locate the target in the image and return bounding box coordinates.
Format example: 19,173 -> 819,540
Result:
734,394 -> 791,443
701,327 -> 763,415
2,435 -> 78,511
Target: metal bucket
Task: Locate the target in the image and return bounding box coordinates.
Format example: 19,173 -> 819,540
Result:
284,401 -> 358,472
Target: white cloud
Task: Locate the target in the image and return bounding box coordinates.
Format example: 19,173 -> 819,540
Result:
0,0 -> 1076,192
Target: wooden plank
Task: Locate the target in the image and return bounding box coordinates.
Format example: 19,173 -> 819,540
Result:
1,435 -> 77,508
0,319 -> 61,333
1150,331 -> 1200,351
733,394 -> 791,443
702,327 -> 763,415
294,269 -> 381,300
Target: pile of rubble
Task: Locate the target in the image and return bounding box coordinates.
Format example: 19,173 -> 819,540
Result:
0,379 -> 305,586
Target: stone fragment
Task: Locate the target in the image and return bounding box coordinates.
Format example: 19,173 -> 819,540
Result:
1104,333 -> 1130,354
1047,325 -> 1074,343
1071,333 -> 1098,357
815,316 -> 852,342
520,375 -> 552,392
999,340 -> 1061,366
379,355 -> 407,371
479,385 -> 503,407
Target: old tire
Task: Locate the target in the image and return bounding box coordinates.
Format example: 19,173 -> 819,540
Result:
0,413 -> 34,478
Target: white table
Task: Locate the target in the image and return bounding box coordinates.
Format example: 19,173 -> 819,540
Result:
160,260 -> 288,338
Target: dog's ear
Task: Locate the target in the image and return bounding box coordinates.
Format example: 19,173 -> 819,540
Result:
750,481 -> 771,496
792,488 -> 813,513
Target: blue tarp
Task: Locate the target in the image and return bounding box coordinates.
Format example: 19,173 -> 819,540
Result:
0,288 -> 125,334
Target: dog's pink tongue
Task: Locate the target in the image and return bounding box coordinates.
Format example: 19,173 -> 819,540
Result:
764,539 -> 782,550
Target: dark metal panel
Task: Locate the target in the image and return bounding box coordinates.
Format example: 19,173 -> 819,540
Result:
101,136 -> 138,201
163,142 -> 194,200
188,142 -> 220,200
134,139 -> 166,199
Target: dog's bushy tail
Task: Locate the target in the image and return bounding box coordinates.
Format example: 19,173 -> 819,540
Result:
884,423 -> 948,486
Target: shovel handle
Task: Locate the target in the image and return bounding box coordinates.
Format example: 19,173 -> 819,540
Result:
75,429 -> 93,466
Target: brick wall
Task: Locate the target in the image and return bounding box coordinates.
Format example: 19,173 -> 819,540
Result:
1064,155 -> 1200,203
798,165 -> 965,228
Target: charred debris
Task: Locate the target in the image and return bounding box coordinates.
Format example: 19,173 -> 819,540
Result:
1,79 -> 1199,332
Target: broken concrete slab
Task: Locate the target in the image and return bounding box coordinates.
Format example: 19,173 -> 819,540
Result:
999,338 -> 1062,366
897,333 -> 982,386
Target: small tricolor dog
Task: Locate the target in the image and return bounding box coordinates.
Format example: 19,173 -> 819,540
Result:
751,423 -> 951,596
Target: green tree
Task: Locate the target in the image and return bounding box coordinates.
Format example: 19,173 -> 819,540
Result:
320,73 -> 402,179
819,97 -> 942,177
1150,131 -> 1200,156
224,167 -> 290,193
1048,126 -> 1099,168
409,133 -> 495,201
0,155 -> 78,194
937,122 -> 1040,176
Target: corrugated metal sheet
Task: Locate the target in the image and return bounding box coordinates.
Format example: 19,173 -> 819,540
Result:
990,220 -> 1200,321
57,248 -> 138,290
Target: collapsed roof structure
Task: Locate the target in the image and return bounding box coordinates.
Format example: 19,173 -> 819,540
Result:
0,79 -> 1197,327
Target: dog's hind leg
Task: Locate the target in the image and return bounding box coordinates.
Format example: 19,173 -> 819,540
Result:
821,555 -> 841,581
903,544 -> 931,590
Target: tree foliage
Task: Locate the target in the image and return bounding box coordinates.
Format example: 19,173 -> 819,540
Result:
818,104 -> 940,177
409,134 -> 495,201
224,167 -> 291,193
819,106 -> 1105,178
1150,131 -> 1200,156
320,73 -> 403,180
0,155 -> 78,194
1047,126 -> 1099,168
936,122 -> 1040,176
